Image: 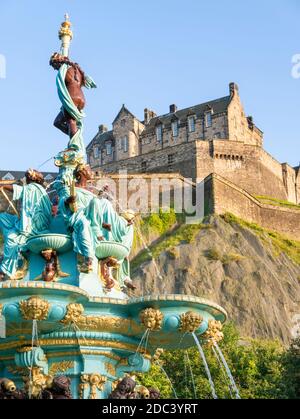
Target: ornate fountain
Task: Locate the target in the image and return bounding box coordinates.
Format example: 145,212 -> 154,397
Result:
0,16 -> 227,399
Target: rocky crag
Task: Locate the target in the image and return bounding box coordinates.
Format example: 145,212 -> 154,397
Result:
131,213 -> 300,345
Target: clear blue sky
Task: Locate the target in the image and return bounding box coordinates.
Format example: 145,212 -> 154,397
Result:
0,0 -> 299,172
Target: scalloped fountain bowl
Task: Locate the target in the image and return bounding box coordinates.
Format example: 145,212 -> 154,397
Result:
25,234 -> 73,254
95,241 -> 129,261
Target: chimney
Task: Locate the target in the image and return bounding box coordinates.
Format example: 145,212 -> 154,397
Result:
144,108 -> 157,124
247,116 -> 254,130
169,104 -> 177,113
229,82 -> 239,97
99,124 -> 108,134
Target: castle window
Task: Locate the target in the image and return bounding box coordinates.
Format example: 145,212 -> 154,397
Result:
106,142 -> 112,156
156,125 -> 163,143
94,147 -> 99,159
141,161 -> 147,172
188,116 -> 196,133
172,121 -> 179,137
168,154 -> 174,165
122,136 -> 128,152
121,119 -> 126,127
205,112 -> 212,128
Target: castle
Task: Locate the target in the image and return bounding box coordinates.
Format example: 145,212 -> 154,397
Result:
87,83 -> 300,205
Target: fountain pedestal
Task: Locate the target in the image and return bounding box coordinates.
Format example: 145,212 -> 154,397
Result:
0,274 -> 226,398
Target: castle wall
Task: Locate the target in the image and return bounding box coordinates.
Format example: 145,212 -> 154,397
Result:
196,141 -> 293,202
98,142 -> 197,180
94,171 -> 300,240
282,163 -> 297,204
98,137 -> 297,204
296,169 -> 300,204
209,174 -> 300,240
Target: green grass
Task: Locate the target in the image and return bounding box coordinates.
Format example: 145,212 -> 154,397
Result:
131,222 -> 208,271
205,247 -> 246,264
255,195 -> 300,211
221,213 -> 300,266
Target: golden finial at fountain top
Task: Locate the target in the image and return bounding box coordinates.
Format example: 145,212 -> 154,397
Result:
59,13 -> 73,41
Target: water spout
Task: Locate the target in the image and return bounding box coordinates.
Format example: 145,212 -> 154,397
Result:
156,363 -> 178,399
192,332 -> 218,399
214,342 -> 241,399
212,345 -> 233,398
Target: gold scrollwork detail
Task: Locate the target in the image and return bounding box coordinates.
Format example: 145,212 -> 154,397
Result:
61,303 -> 85,324
140,308 -> 164,331
24,367 -> 53,398
79,374 -> 107,400
61,303 -> 143,335
179,311 -> 203,333
0,338 -> 151,356
202,320 -> 224,347
19,297 -> 50,321
105,362 -> 116,377
49,361 -> 74,376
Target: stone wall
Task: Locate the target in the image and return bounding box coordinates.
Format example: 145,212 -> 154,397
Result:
207,173 -> 300,240
95,173 -> 195,214
227,83 -> 263,147
94,170 -> 300,240
97,141 -> 197,180
96,137 -> 298,204
196,141 -> 296,202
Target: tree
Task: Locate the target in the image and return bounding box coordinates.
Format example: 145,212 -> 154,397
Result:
138,323 -> 298,399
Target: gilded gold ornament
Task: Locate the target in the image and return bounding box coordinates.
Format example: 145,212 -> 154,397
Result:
49,360 -> 74,376
179,311 -> 203,333
19,297 -> 50,321
60,303 -> 143,335
105,362 -> 116,377
79,374 -> 107,399
139,308 -> 164,331
61,303 -> 85,324
202,320 -> 224,347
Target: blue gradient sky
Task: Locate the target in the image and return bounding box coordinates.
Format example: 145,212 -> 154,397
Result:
0,0 -> 299,172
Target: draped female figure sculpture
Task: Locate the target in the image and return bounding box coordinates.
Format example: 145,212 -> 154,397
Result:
55,164 -> 135,287
0,170 -> 52,281
50,53 -> 96,155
